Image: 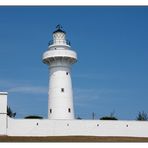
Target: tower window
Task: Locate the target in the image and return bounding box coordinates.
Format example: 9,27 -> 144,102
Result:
66,72 -> 69,75
50,109 -> 52,113
61,88 -> 64,92
68,108 -> 71,113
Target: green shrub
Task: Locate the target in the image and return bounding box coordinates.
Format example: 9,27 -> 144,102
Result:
24,115 -> 43,119
100,116 -> 118,120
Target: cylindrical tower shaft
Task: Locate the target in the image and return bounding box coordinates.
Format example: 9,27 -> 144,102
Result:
42,25 -> 77,119
48,62 -> 74,119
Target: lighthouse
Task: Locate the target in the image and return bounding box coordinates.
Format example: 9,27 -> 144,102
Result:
42,25 -> 77,119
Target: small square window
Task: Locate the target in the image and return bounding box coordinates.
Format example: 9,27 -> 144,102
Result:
50,109 -> 52,113
61,88 -> 64,92
68,108 -> 71,113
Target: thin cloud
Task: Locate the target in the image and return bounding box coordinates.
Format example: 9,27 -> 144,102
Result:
74,88 -> 100,101
8,86 -> 48,95
0,79 -> 16,87
73,73 -> 105,80
73,87 -> 128,107
0,79 -> 48,95
73,88 -> 101,108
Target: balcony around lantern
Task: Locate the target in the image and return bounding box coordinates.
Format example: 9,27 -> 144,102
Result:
42,49 -> 77,65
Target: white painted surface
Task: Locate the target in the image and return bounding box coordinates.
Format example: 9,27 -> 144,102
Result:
7,118 -> 148,137
0,92 -> 7,135
53,31 -> 67,45
47,64 -> 75,119
42,49 -> 77,64
0,114 -> 7,135
42,28 -> 77,119
0,92 -> 7,113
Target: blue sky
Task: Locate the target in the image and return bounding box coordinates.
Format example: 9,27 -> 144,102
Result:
0,6 -> 148,120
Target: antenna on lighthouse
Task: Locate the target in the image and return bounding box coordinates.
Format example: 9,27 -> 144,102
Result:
56,24 -> 63,30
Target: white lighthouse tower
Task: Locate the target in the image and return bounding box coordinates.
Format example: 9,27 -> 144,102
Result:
42,25 -> 77,119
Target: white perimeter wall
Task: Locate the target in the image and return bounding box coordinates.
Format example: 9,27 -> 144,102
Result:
0,114 -> 7,135
7,117 -> 148,137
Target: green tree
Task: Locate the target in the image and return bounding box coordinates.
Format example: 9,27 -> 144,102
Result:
136,111 -> 148,121
100,111 -> 118,120
76,115 -> 82,120
7,106 -> 16,118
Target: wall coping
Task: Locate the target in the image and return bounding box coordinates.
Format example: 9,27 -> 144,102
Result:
0,92 -> 8,95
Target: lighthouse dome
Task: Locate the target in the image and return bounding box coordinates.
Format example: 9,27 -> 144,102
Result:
53,25 -> 66,34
